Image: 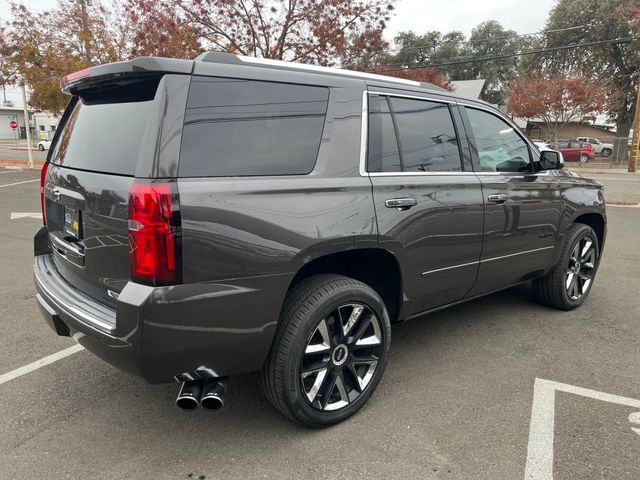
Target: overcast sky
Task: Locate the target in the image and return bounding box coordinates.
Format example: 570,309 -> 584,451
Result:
1,0 -> 557,107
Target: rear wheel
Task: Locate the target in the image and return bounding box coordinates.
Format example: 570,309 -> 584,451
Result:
533,223 -> 599,310
261,274 -> 391,427
601,148 -> 612,157
38,144 -> 45,151
579,154 -> 590,163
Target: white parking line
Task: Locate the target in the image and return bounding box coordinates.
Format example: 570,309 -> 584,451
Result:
0,179 -> 39,188
0,344 -> 84,386
10,212 -> 42,220
524,378 -> 640,479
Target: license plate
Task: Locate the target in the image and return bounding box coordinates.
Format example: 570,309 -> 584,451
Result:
63,208 -> 81,239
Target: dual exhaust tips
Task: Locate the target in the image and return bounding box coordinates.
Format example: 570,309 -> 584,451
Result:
176,378 -> 227,411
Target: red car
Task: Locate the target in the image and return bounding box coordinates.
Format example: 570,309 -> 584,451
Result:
553,140 -> 594,163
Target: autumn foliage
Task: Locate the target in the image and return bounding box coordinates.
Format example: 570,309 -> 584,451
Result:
365,67 -> 453,91
506,73 -> 612,146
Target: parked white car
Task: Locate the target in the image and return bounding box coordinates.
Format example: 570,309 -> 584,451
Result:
576,136 -> 613,157
37,140 -> 53,151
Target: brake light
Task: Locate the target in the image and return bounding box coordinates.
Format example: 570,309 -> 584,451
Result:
63,67 -> 92,84
40,162 -> 49,225
128,181 -> 180,285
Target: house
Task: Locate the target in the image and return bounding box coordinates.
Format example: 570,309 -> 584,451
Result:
524,120 -> 616,143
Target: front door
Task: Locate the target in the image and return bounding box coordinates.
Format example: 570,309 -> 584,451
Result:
458,105 -> 562,296
366,92 -> 484,315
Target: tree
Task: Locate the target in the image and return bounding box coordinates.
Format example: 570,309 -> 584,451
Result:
506,73 -> 611,147
0,26 -> 20,104
531,0 -> 640,162
381,30 -> 469,79
124,0 -> 202,58
130,0 -> 397,66
464,20 -> 523,103
6,0 -> 130,114
366,66 -> 453,91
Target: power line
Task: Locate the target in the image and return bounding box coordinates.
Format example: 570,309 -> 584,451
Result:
376,37 -> 635,72
382,19 -> 638,55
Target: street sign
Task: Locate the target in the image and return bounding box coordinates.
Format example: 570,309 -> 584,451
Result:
9,120 -> 18,130
7,115 -> 17,121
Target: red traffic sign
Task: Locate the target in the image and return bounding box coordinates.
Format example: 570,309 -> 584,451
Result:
9,120 -> 18,130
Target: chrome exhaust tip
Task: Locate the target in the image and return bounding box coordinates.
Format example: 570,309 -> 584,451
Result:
176,380 -> 204,410
200,379 -> 227,410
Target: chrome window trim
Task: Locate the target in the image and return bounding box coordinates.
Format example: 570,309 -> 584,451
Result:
360,90 -> 468,178
421,245 -> 555,276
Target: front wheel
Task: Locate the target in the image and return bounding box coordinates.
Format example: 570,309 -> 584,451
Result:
533,223 -> 600,310
601,148 -> 612,157
579,154 -> 590,163
38,144 -> 45,151
261,274 -> 391,427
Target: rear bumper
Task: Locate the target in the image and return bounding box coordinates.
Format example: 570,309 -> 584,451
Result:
34,250 -> 290,384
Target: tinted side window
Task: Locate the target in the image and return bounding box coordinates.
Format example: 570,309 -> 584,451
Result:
179,77 -> 329,177
389,97 -> 462,172
367,95 -> 401,173
465,108 -> 531,173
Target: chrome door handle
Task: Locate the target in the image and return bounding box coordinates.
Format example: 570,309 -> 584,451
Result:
487,194 -> 508,204
385,198 -> 417,211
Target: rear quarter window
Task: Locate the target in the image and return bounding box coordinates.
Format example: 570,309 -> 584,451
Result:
51,78 -> 160,176
179,77 -> 329,177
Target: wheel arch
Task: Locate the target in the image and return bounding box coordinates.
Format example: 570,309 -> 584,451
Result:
286,248 -> 404,321
573,212 -> 605,253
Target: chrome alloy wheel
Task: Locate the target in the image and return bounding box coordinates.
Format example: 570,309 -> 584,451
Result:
301,303 -> 383,412
566,235 -> 596,300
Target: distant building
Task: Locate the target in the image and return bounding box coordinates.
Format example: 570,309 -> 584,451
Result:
450,79 -> 487,100
32,112 -> 60,141
523,120 -> 616,143
0,106 -> 28,140
0,106 -> 61,141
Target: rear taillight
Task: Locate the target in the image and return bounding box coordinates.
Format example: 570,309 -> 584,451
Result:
40,162 -> 49,225
128,181 -> 181,286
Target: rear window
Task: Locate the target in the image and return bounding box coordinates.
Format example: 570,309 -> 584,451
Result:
51,78 -> 160,176
179,76 -> 329,177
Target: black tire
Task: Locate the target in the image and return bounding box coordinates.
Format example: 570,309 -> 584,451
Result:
579,154 -> 589,163
38,144 -> 45,151
601,148 -> 612,157
260,274 -> 391,427
533,223 -> 600,310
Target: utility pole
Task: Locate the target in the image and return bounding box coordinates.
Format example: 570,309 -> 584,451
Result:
21,83 -> 34,169
629,81 -> 640,173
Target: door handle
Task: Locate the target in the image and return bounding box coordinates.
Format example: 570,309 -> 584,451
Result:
487,193 -> 509,204
385,198 -> 417,211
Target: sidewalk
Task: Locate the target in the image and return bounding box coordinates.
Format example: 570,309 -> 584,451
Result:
0,158 -> 44,170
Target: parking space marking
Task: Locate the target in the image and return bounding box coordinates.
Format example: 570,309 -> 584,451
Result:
10,212 -> 41,220
524,378 -> 640,479
0,179 -> 39,188
0,344 -> 84,386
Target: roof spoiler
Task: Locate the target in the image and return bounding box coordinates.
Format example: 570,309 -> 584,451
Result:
61,57 -> 194,94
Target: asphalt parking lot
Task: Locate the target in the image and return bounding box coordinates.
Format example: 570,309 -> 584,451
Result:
1,168 -> 639,480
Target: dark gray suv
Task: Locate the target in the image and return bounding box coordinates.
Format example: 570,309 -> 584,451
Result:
33,53 -> 606,427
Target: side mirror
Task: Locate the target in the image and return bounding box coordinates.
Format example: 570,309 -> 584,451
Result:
539,150 -> 563,170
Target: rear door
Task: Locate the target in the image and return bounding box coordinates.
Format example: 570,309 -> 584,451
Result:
367,91 -> 484,315
458,104 -> 561,296
43,75 -> 166,305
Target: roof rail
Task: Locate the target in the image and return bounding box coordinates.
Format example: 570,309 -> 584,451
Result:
195,51 -> 423,87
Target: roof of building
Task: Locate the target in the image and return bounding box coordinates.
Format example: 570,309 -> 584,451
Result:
450,79 -> 487,99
